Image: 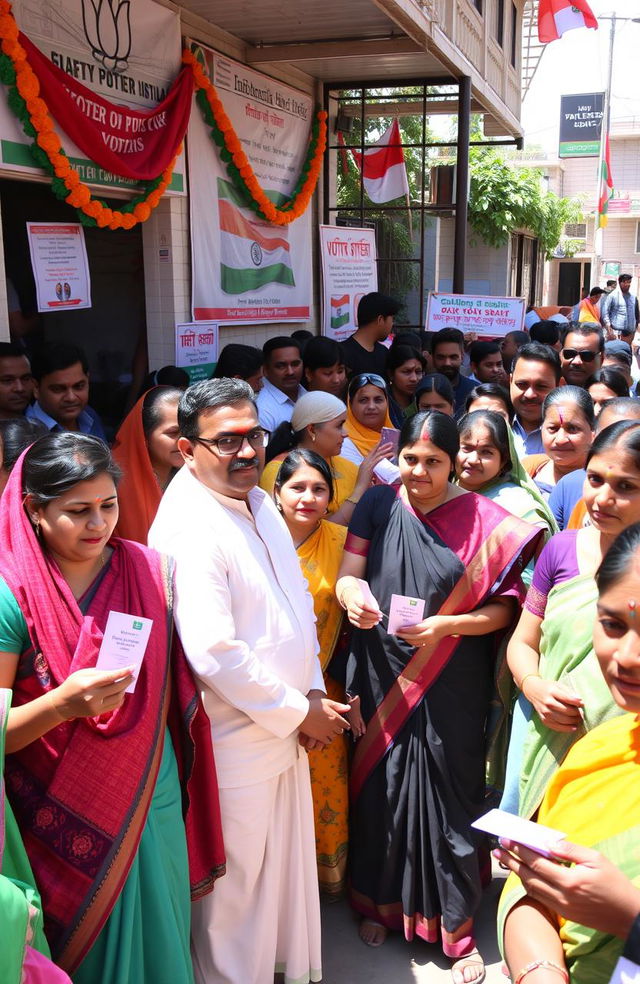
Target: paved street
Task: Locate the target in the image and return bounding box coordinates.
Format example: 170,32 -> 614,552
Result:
320,864 -> 507,983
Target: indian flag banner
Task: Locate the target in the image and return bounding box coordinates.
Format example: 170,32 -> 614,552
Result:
218,179 -> 295,294
598,133 -> 614,228
188,46 -> 312,323
330,294 -> 350,330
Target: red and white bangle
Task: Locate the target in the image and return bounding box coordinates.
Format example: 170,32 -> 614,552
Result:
514,959 -> 569,984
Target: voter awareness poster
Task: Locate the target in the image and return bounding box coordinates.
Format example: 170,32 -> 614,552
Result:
175,321 -> 219,382
426,292 -> 525,338
0,0 -> 186,193
27,222 -> 91,312
320,226 -> 378,341
188,43 -> 312,324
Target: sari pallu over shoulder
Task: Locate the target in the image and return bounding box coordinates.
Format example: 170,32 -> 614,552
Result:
4,540 -> 223,972
0,454 -> 223,974
350,491 -> 542,800
518,574 -> 622,820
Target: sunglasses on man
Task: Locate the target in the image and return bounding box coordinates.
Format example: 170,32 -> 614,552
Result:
561,349 -> 598,363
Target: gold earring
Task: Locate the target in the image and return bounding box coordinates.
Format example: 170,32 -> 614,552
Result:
32,517 -> 41,538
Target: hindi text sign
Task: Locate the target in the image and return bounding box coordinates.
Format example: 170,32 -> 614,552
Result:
426,292 -> 525,339
319,226 -> 378,341
175,321 -> 219,382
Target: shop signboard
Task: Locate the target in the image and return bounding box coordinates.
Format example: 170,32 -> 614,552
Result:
0,0 -> 185,193
175,321 -> 219,382
319,226 -> 378,341
559,92 -> 604,158
26,222 -> 91,312
188,43 -> 313,324
426,292 -> 525,338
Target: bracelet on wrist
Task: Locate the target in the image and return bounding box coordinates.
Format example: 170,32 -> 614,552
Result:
520,672 -> 542,693
46,689 -> 66,724
514,959 -> 568,984
345,496 -> 360,506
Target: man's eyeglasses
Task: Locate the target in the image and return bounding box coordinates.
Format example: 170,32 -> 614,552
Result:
194,427 -> 270,456
561,349 -> 597,363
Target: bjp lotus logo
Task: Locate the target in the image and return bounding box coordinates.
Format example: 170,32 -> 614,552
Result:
81,0 -> 132,73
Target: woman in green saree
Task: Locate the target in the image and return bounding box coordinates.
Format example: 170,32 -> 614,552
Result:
503,420 -> 640,818
497,521 -> 640,984
0,687 -> 71,983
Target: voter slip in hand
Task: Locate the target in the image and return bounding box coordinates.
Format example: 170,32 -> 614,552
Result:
471,808 -> 567,859
95,610 -> 153,693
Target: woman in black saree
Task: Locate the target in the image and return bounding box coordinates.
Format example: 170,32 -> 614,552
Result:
336,411 -> 542,983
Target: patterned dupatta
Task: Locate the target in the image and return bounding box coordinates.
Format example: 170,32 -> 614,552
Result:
0,454 -> 224,973
350,491 -> 542,800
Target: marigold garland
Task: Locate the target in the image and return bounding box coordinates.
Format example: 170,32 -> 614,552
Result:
0,0 -> 178,229
182,49 -> 326,226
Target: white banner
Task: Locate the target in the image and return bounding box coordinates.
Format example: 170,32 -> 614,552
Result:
426,292 -> 525,338
27,221 -> 91,312
320,226 -> 378,341
175,321 -> 219,382
188,45 -> 312,324
0,0 -> 185,193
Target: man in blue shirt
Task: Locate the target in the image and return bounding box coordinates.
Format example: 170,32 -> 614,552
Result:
509,342 -> 561,458
601,273 -> 639,338
26,343 -> 106,440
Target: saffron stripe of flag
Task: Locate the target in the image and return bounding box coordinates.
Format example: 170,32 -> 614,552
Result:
218,179 -> 295,295
538,0 -> 598,44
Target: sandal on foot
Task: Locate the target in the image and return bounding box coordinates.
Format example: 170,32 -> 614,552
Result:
451,950 -> 486,984
359,919 -> 387,947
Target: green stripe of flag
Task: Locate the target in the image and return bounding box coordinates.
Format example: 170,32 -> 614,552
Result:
331,312 -> 350,329
217,177 -> 289,209
221,262 -> 296,293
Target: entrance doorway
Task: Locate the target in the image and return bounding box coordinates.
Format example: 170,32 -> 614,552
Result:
1,177 -> 147,435
557,260 -> 591,307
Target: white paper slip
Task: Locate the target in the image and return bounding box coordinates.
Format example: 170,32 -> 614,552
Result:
609,956 -> 640,984
96,611 -> 153,693
471,808 -> 567,859
388,594 -> 425,635
355,578 -> 382,617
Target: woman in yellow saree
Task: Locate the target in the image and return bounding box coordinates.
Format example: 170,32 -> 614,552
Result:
498,520 -> 640,984
274,449 -> 352,897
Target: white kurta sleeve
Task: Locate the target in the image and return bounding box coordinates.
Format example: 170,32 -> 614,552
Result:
172,547 -> 310,740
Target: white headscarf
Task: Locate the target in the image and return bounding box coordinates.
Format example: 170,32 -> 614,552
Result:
290,391 -> 347,432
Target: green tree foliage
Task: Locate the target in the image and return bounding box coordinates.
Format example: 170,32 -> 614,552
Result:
467,148 -> 583,256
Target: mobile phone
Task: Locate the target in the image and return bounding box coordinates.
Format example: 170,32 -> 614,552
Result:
380,427 -> 400,453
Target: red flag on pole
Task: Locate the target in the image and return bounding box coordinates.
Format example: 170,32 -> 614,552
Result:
538,0 -> 598,43
350,119 -> 410,204
597,132 -> 614,228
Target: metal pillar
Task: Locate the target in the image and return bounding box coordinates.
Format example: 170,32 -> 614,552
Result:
453,74 -> 471,294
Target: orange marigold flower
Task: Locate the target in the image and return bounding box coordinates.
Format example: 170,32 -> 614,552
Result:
82,201 -> 102,219
64,170 -> 81,190
96,208 -> 113,228
16,70 -> 39,101
66,185 -> 91,208
0,14 -> 19,40
26,97 -> 48,118
37,132 -> 61,155
133,202 -> 151,222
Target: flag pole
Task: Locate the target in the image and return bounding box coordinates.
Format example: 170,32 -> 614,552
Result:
594,13 -> 616,278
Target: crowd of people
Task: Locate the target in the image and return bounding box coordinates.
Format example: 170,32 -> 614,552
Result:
1,285 -> 640,984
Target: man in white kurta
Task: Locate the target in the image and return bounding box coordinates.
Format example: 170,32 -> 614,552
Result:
149,378 -> 350,984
